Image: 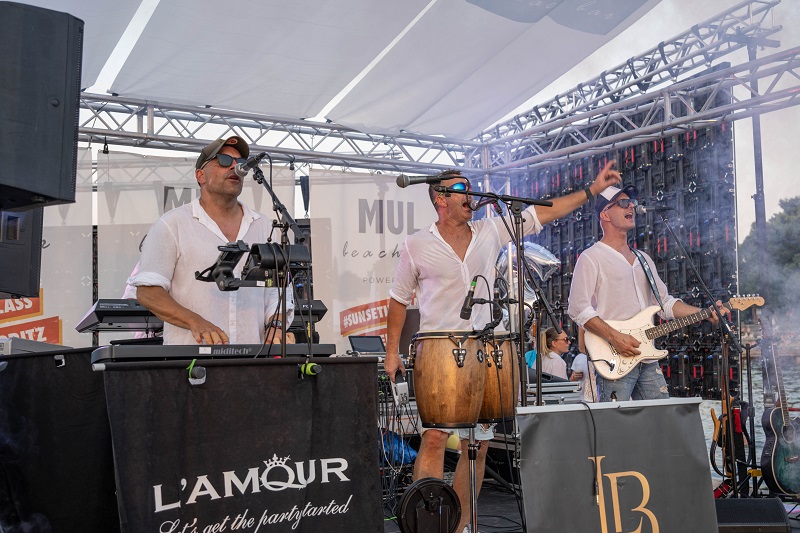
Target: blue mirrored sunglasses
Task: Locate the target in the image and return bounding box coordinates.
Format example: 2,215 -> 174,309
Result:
440,181 -> 471,196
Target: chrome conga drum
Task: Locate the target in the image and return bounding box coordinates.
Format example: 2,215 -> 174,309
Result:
410,331 -> 486,428
478,332 -> 518,423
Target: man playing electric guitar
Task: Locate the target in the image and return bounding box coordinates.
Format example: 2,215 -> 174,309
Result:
567,185 -> 729,402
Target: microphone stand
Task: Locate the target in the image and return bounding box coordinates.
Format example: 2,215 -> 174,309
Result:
252,163 -> 305,359
436,185 -> 558,406
658,211 -> 743,495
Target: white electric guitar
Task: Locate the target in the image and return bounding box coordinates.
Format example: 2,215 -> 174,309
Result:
584,295 -> 763,380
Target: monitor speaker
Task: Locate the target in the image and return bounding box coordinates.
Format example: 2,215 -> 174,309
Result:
0,2 -> 84,210
715,497 -> 790,533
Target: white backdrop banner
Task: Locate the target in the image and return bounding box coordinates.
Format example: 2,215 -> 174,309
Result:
95,151 -> 295,344
310,170 -> 435,354
0,148 -> 93,348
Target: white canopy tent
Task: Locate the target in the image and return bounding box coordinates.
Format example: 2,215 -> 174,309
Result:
24,0 -> 661,138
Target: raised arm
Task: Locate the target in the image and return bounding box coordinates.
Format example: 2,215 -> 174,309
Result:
534,161 -> 621,225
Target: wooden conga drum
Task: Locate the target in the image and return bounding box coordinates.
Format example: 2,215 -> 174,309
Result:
478,332 -> 519,423
410,331 -> 486,428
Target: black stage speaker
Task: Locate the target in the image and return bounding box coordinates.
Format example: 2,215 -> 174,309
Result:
0,207 -> 43,298
0,2 -> 83,210
715,498 -> 790,533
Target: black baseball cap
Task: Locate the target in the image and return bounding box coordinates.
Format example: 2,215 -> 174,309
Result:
195,136 -> 250,169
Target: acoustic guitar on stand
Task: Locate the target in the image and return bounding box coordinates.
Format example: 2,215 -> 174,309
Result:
584,296 -> 763,380
759,312 -> 800,496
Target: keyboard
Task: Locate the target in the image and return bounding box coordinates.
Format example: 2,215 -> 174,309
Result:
91,343 -> 337,364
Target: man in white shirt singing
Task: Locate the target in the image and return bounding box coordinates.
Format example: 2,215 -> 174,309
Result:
385,165 -> 620,532
129,136 -> 293,345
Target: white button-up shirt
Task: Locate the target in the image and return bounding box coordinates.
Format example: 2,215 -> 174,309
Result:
567,241 -> 678,327
128,198 -> 293,345
390,207 -> 542,332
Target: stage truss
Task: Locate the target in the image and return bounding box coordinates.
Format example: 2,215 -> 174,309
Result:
78,0 -> 797,177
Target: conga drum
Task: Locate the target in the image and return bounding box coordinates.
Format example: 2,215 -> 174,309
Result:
478,332 -> 519,423
410,331 -> 486,428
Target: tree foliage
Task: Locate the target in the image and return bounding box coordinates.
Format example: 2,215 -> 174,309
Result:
739,196 -> 800,310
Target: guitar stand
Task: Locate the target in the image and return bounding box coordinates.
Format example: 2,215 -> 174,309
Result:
741,340 -> 764,497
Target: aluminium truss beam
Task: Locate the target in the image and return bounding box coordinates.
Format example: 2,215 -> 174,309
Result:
79,94 -> 482,175
478,0 -> 781,143
477,46 -> 800,174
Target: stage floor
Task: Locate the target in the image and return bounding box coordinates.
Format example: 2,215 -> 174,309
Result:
382,479 -> 800,533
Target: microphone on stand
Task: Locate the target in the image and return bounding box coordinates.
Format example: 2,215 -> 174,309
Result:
470,197 -> 503,215
635,204 -> 675,215
396,174 -> 443,188
460,276 -> 479,320
234,152 -> 269,178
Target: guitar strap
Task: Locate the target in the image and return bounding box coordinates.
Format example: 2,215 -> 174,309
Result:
630,247 -> 665,311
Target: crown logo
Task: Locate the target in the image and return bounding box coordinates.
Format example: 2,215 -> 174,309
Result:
264,454 -> 290,468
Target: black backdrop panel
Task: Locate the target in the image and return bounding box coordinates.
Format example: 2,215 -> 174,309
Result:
0,2 -> 83,209
102,357 -> 382,533
517,398 -> 717,533
0,349 -> 120,532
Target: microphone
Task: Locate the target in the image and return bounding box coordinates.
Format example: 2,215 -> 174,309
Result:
396,174 -> 442,188
460,276 -> 479,320
470,197 -> 503,215
635,204 -> 674,215
492,284 -> 503,322
234,152 -> 268,178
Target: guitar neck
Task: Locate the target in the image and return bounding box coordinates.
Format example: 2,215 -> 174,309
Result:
645,302 -> 731,340
768,339 -> 792,425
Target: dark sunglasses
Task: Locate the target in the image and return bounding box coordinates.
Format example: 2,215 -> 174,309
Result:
604,198 -> 638,211
201,153 -> 246,169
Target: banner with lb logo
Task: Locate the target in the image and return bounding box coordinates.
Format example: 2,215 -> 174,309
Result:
516,398 -> 717,533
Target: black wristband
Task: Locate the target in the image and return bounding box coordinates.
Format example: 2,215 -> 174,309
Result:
584,186 -> 594,202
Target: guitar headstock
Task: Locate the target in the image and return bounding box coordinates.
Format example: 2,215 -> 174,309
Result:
728,294 -> 764,311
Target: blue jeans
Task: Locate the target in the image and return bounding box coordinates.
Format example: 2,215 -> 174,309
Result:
596,361 -> 669,402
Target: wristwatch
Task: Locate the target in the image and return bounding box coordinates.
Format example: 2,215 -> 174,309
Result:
268,319 -> 282,329
583,185 -> 594,202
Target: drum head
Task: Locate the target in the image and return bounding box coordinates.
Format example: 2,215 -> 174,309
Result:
397,478 -> 461,533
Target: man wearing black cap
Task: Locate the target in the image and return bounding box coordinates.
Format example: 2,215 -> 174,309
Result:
567,185 -> 726,401
129,136 -> 293,345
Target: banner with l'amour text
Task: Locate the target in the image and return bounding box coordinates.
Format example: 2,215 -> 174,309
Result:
309,170 -> 434,353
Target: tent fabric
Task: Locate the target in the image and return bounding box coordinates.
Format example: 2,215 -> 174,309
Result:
329,0 -> 662,138
31,0 -> 661,138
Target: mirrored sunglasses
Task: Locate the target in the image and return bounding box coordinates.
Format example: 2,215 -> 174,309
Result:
440,181 -> 472,196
